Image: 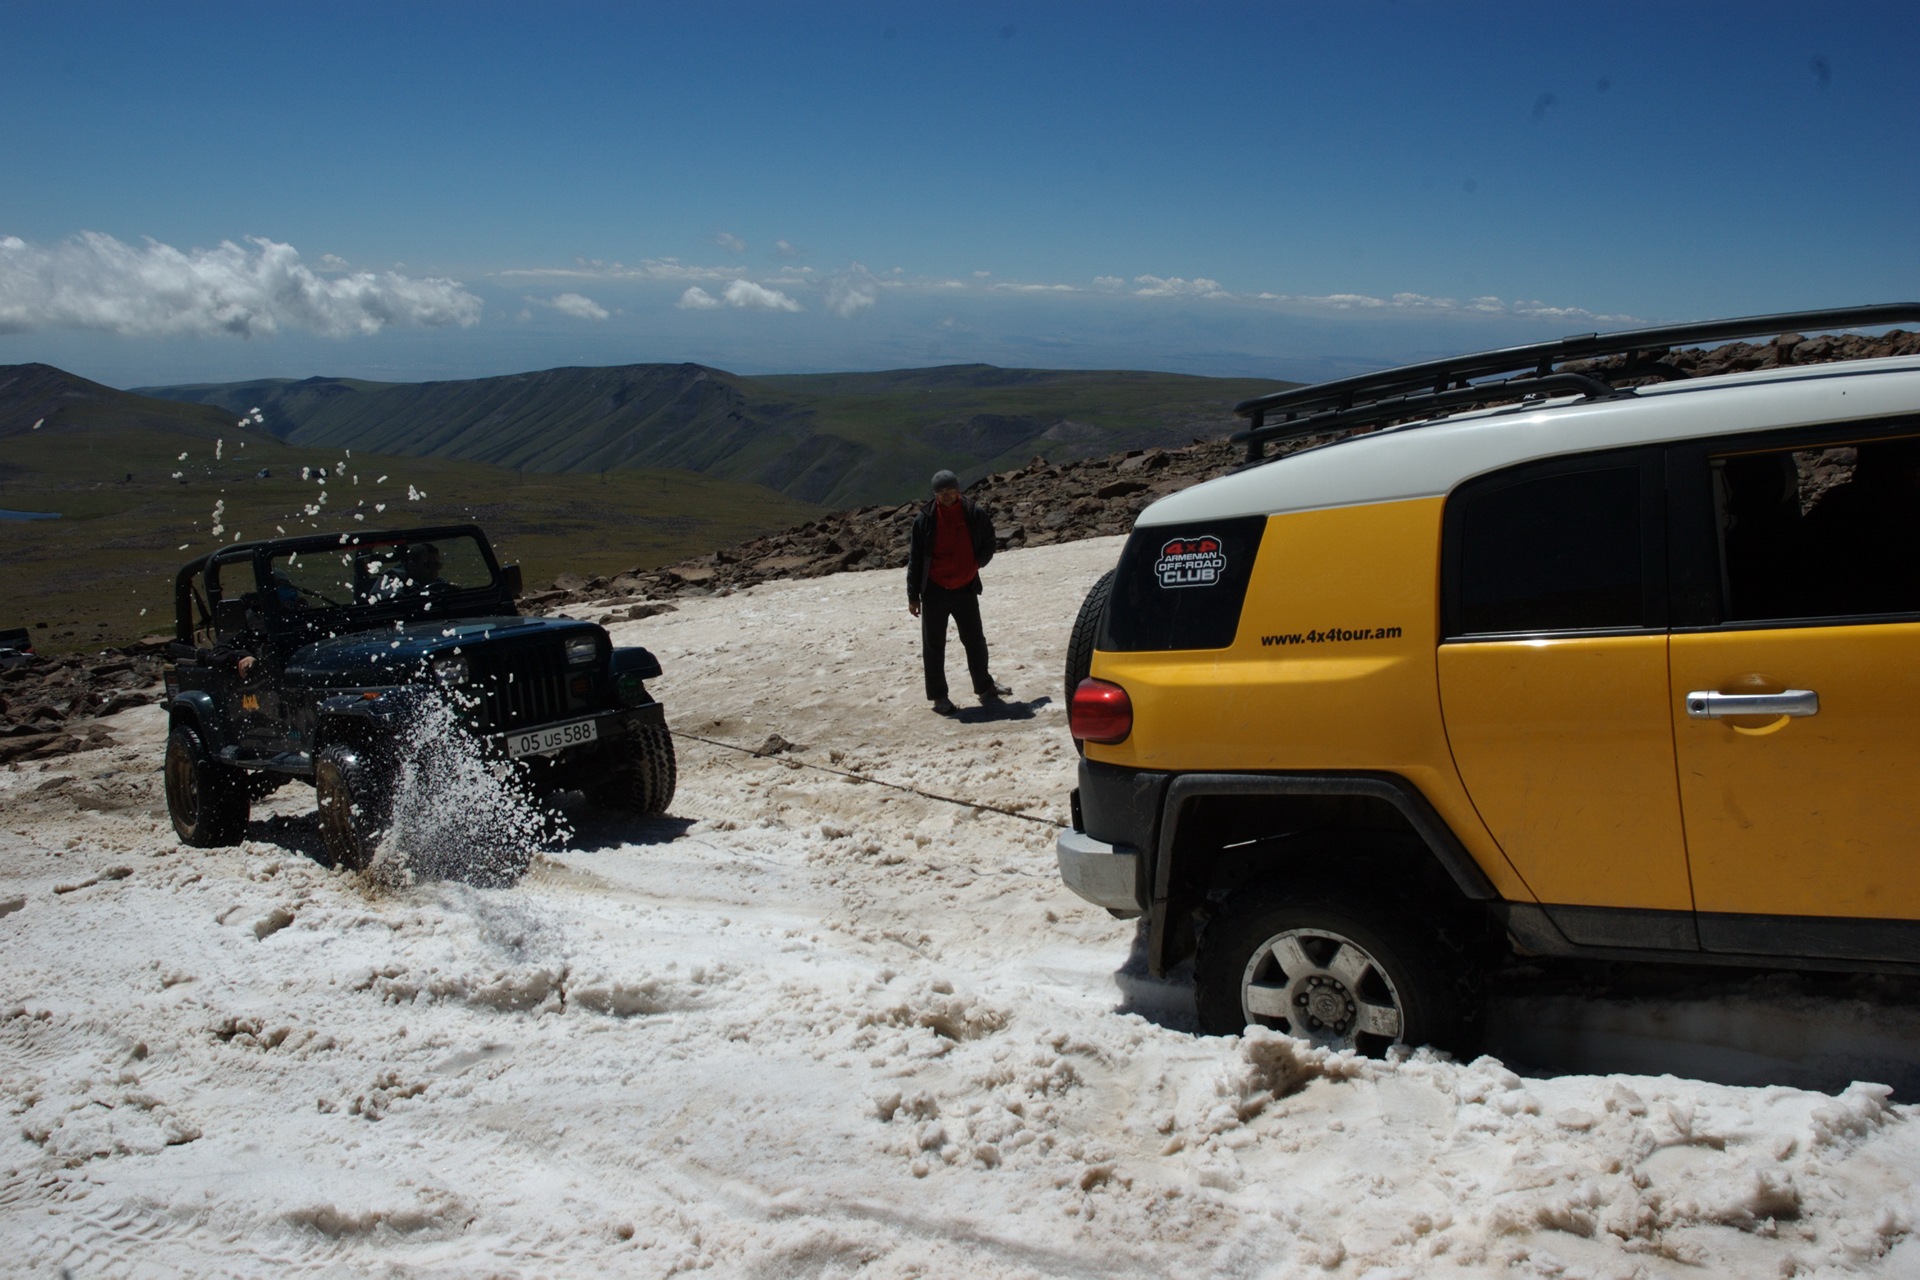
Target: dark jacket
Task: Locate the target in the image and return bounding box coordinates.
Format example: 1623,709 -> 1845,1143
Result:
907,497 -> 996,603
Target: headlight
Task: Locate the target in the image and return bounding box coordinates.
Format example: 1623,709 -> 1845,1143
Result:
565,636 -> 598,665
432,654 -> 470,686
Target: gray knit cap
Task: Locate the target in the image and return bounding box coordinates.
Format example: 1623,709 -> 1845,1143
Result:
930,469 -> 960,491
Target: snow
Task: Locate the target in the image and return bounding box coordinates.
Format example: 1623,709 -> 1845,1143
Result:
4,536 -> 1918,1277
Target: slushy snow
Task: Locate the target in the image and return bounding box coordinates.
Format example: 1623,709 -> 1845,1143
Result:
3,537 -> 1917,1277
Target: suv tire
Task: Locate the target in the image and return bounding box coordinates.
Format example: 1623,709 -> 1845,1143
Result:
164,723 -> 249,847
1195,888 -> 1474,1055
594,723 -> 677,817
315,742 -> 392,870
1064,570 -> 1115,754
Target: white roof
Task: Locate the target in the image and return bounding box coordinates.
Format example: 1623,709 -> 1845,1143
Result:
1141,355 -> 1920,526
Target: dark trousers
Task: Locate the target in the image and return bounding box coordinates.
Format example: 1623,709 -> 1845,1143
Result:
920,582 -> 992,702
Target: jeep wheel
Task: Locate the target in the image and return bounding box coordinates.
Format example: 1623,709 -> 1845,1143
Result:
1195,891 -> 1471,1055
315,742 -> 392,870
593,723 -> 677,816
164,724 -> 249,847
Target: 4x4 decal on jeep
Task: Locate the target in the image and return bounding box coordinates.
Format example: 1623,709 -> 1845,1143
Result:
1154,535 -> 1227,588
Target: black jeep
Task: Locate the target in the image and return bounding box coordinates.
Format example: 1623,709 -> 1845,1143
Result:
161,524 -> 675,868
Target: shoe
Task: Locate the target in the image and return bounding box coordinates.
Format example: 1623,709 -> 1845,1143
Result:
980,680 -> 1012,699
932,697 -> 957,716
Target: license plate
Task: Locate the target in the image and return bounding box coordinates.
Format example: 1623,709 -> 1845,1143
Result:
508,718 -> 599,758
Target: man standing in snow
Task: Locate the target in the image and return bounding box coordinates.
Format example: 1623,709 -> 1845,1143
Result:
907,469 -> 1011,716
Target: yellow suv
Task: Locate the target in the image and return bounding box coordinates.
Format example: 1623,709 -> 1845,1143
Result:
1057,304 -> 1920,1054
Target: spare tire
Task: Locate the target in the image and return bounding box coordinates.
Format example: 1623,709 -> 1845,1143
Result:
1063,569 -> 1115,711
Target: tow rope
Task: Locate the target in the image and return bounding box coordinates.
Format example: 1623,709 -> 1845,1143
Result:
675,731 -> 1068,829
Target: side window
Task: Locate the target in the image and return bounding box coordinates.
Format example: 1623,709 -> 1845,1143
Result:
1100,516 -> 1268,652
1444,454 -> 1657,637
1712,434 -> 1920,621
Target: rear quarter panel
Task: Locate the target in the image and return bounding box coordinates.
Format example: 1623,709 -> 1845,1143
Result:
1086,496 -> 1533,902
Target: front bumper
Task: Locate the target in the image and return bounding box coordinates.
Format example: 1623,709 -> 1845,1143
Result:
486,701 -> 665,759
1055,829 -> 1145,917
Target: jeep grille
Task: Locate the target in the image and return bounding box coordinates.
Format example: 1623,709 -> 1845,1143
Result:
466,642 -> 576,732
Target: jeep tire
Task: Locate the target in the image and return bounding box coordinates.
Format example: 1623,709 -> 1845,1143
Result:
594,723 -> 677,817
315,742 -> 392,871
1195,888 -> 1473,1055
164,723 -> 249,847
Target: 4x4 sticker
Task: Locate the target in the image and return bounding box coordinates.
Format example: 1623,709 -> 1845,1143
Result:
1155,535 -> 1227,588
1261,625 -> 1404,646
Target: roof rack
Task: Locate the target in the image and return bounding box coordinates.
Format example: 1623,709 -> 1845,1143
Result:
1231,303 -> 1920,461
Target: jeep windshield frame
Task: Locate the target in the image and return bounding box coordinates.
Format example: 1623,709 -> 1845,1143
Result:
172,524 -> 513,646
1231,303 -> 1920,462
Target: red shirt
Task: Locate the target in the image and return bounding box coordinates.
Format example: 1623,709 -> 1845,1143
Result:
928,499 -> 978,589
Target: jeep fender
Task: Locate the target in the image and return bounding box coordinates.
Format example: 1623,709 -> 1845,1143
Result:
1148,771 -> 1500,976
168,690 -> 228,751
610,646 -> 662,680
312,689 -> 427,752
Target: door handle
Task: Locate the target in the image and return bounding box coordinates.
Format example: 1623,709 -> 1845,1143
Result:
1684,689 -> 1819,719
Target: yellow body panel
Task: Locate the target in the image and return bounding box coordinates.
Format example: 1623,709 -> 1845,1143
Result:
1086,498 -> 1534,902
1438,636 -> 1693,910
1670,623 -> 1920,919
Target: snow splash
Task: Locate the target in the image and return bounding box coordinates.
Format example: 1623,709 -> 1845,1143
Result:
368,697 -> 570,888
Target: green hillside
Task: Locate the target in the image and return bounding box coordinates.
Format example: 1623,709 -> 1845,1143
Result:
139,362 -> 1296,508
0,366 -> 822,653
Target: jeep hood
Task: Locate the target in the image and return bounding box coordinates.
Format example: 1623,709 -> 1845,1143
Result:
286,615 -> 597,683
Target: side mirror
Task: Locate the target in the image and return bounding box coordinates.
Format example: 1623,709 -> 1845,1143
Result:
502,563 -> 523,599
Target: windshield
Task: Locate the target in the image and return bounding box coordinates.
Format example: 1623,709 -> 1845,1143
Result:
267,533 -> 495,612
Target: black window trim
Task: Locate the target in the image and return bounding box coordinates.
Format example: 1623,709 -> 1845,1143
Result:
1665,413 -> 1920,632
1441,444 -> 1669,643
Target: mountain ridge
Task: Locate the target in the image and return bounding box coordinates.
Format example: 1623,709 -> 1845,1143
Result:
136,361 -> 1297,507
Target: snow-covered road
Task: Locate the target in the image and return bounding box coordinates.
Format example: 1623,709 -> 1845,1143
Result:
4,538 -> 1917,1277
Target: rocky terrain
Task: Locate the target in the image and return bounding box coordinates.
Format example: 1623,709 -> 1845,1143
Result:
524,437 -> 1250,617
0,642 -> 169,765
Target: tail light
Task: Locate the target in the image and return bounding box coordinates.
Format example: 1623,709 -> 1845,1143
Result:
1070,678 -> 1132,744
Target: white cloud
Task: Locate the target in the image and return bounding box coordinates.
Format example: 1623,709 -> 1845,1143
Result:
722,279 -> 802,312
319,253 -> 349,271
713,232 -> 747,255
1251,289 -> 1638,325
0,232 -> 482,338
824,263 -> 880,318
677,287 -> 721,310
497,258 -> 740,282
992,282 -> 1079,294
546,292 -> 610,321
774,239 -> 803,260
1092,276 -> 1126,290
1133,275 -> 1229,299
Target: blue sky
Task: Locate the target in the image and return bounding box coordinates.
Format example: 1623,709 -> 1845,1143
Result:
2,1 -> 1915,389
